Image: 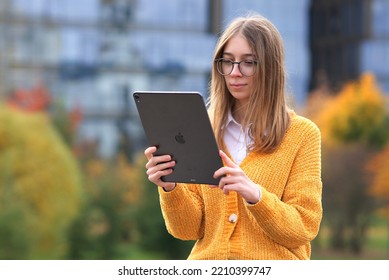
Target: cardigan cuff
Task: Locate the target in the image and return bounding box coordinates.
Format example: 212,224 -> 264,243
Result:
245,184 -> 263,206
158,184 -> 189,210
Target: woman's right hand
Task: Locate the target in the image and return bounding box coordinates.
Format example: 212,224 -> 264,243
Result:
144,146 -> 176,191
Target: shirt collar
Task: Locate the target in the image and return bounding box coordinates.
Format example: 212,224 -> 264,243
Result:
225,108 -> 256,137
226,109 -> 240,127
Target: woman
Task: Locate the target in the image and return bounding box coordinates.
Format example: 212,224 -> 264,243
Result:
144,14 -> 322,260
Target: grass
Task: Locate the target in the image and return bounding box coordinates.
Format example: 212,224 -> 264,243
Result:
116,244 -> 168,260
312,219 -> 389,260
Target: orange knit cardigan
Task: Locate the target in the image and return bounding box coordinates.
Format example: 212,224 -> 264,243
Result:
158,111 -> 322,259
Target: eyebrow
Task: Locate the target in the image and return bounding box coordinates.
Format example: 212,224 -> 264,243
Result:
222,52 -> 256,59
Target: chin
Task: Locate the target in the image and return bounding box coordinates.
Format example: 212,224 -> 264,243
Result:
230,91 -> 250,101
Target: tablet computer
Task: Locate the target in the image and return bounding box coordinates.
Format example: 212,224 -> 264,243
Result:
133,91 -> 223,185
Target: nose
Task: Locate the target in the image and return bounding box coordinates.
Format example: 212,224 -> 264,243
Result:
230,63 -> 243,77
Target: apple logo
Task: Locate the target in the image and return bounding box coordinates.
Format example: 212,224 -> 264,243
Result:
175,132 -> 186,144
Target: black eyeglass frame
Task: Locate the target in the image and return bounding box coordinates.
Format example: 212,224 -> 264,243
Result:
214,58 -> 258,77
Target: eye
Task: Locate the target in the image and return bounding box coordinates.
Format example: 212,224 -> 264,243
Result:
243,60 -> 257,66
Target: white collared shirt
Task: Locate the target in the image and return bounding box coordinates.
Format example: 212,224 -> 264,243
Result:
223,110 -> 253,165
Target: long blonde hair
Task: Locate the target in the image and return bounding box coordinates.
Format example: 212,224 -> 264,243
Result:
208,14 -> 290,154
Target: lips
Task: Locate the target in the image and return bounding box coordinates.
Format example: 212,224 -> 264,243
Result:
230,83 -> 246,89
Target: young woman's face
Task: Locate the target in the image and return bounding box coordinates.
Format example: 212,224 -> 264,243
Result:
222,34 -> 256,108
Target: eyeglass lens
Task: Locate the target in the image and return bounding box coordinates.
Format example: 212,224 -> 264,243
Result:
216,59 -> 256,76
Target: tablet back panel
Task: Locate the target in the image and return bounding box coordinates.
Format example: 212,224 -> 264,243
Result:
133,91 -> 223,185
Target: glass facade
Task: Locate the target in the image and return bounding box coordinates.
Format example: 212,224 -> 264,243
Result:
223,0 -> 310,105
309,0 -> 389,93
361,0 -> 389,92
372,0 -> 389,36
0,0 -> 216,157
2,0 -> 387,158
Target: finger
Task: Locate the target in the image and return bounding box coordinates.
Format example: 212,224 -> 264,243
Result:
145,154 -> 172,169
144,146 -> 157,160
220,183 -> 240,195
218,175 -> 242,187
219,150 -> 237,168
146,160 -> 175,176
148,168 -> 174,185
213,166 -> 242,179
220,185 -> 231,195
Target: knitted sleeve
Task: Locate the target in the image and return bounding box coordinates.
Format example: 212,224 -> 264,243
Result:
247,120 -> 323,249
158,183 -> 205,240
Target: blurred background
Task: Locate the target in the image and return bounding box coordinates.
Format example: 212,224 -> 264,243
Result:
0,0 -> 388,260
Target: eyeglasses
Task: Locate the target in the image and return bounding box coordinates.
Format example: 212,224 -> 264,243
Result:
215,58 -> 258,77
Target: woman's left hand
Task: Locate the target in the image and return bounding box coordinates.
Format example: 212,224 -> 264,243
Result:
212,150 -> 261,204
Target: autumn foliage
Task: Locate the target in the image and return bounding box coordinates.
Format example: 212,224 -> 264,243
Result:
0,105 -> 82,259
5,83 -> 83,144
312,73 -> 388,147
6,83 -> 51,112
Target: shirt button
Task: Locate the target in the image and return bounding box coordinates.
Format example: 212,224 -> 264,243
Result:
229,213 -> 238,223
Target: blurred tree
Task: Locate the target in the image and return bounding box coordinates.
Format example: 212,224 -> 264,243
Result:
132,154 -> 194,259
0,105 -> 82,259
304,72 -> 389,254
50,99 -> 83,149
6,82 -> 83,154
366,144 -> 389,217
68,150 -> 194,260
67,152 -> 141,259
321,144 -> 376,253
316,73 -> 389,148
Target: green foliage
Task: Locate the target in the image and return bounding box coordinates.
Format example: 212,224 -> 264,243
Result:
50,99 -> 74,147
66,154 -> 142,259
66,152 -> 194,260
0,105 -> 82,259
133,161 -> 195,259
0,200 -> 33,259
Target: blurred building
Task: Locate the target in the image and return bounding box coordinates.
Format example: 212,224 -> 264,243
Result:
309,0 -> 389,93
0,0 -> 332,158
223,0 -> 311,105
